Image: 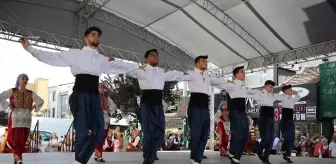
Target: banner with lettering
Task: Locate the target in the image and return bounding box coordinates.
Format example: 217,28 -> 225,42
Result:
273,104 -> 307,122
273,83 -> 318,106
293,104 -> 307,121
215,84 -> 317,121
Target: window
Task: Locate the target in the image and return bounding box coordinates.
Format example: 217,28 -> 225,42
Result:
52,108 -> 55,118
52,91 -> 56,102
39,131 -> 52,142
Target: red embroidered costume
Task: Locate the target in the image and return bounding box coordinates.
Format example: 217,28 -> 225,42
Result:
94,84 -> 116,162
216,102 -> 230,156
244,116 -> 254,154
0,74 -> 43,164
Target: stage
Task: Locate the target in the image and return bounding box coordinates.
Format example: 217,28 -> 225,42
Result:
0,151 -> 334,164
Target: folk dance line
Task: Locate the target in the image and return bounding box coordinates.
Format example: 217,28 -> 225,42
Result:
0,25 -> 300,164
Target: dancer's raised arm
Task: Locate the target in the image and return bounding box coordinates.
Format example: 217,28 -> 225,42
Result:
164,70 -> 187,81
21,38 -> 74,67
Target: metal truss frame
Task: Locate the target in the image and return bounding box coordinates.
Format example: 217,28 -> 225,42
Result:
0,20 -> 189,71
208,39 -> 336,77
193,0 -> 270,57
77,0 -> 111,19
11,0 -> 195,68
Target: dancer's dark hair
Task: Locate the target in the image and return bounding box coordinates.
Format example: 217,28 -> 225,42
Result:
264,80 -> 276,86
194,55 -> 208,64
232,66 -> 244,77
144,49 -> 158,58
84,26 -> 102,36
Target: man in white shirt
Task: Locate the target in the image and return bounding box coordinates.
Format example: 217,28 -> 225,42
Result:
221,66 -> 260,164
248,80 -> 279,164
127,49 -> 185,164
278,85 -> 300,163
20,26 -> 143,164
329,133 -> 336,158
177,56 -> 239,164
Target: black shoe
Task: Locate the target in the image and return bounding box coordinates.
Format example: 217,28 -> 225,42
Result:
263,159 -> 272,164
257,154 -> 265,161
283,156 -> 293,163
94,158 -> 106,162
228,153 -> 233,162
230,159 -> 239,164
155,157 -> 159,160
203,155 -> 207,159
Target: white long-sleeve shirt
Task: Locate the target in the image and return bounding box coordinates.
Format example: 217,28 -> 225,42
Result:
219,80 -> 261,98
249,90 -> 281,107
177,68 -> 237,95
26,46 -> 139,76
274,92 -> 300,109
127,65 -> 184,90
0,88 -> 44,112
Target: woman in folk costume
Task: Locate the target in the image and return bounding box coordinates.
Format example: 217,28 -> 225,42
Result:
126,128 -> 141,152
103,131 -> 114,152
94,84 -> 116,162
216,101 -> 230,156
244,115 -> 254,155
0,73 -> 44,164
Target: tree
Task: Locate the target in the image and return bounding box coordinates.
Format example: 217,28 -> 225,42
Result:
100,74 -> 180,115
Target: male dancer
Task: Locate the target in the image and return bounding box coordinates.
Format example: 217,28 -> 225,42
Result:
277,85 -> 300,163
225,66 -> 260,164
0,73 -> 44,164
127,49 -> 186,164
94,84 -> 117,162
21,26 -> 143,164
248,80 -> 278,164
178,55 -> 240,164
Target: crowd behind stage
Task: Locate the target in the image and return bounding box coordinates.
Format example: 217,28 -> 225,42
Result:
2,126 -> 334,158
1,125 -> 336,159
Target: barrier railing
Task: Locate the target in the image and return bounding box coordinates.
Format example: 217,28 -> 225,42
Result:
27,120 -> 40,153
59,121 -> 75,152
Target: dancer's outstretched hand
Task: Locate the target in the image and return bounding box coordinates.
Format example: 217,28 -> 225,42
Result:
292,90 -> 297,95
139,65 -> 146,71
107,56 -> 114,61
88,129 -> 92,136
164,68 -> 169,73
20,37 -> 30,49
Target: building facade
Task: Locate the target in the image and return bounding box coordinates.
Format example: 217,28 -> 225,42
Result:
26,78 -> 49,116
47,83 -> 74,119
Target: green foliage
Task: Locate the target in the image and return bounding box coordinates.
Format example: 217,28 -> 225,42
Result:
101,74 -> 180,114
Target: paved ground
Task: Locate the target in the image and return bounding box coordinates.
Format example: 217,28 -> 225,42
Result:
0,151 -> 335,164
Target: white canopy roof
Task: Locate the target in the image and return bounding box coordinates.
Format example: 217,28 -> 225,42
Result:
1,0 -> 336,73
